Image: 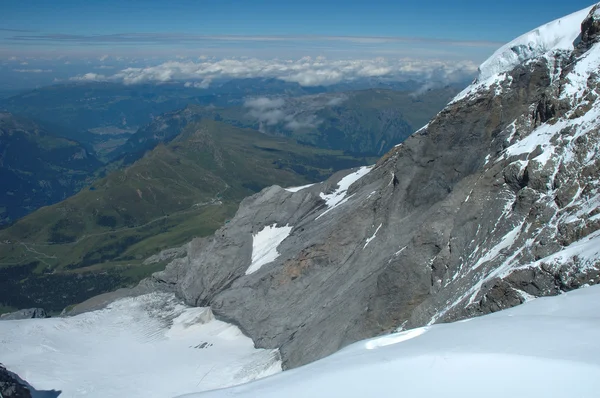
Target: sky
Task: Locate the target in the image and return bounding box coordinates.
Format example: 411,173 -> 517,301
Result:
0,0 -> 597,91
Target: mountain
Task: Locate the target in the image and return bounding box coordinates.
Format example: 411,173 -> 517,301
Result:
2,5 -> 600,398
142,4 -> 600,369
0,119 -> 375,312
0,81 -> 456,161
0,113 -> 102,226
113,88 -> 457,163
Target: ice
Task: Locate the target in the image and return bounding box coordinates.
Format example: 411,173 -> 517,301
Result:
316,166 -> 373,220
179,285 -> 600,398
0,293 -> 281,398
246,223 -> 293,275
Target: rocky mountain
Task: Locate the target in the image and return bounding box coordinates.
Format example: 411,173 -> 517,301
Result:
0,113 -> 102,225
145,4 -> 600,369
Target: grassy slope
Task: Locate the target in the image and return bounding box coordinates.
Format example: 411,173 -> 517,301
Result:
0,119 -> 374,312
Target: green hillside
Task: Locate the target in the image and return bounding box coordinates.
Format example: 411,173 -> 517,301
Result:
0,119 -> 373,313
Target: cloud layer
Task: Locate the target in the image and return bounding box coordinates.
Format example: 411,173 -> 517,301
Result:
70,57 -> 477,87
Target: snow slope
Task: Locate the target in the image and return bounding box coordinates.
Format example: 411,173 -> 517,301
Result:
180,285 -> 600,398
453,4 -> 595,103
0,293 -> 281,398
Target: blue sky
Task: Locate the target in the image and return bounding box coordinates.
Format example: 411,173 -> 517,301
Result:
0,1 -> 596,90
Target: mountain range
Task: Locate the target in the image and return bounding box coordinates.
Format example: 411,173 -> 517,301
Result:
1,4 -> 600,397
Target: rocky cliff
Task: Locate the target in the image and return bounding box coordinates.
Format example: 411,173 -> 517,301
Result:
0,364 -> 31,398
148,4 -> 600,368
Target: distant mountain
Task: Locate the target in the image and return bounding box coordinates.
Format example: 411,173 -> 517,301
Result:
0,113 -> 102,226
0,119 -> 375,312
0,81 -> 462,161
113,88 -> 457,163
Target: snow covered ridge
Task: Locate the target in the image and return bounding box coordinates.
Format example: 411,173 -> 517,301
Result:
0,293 -> 281,398
453,4 -> 596,103
178,285 -> 600,398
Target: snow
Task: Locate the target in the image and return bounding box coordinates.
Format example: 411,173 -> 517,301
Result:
284,183 -> 315,193
316,166 -> 373,220
179,285 -> 600,398
245,223 -> 293,275
0,293 -> 281,398
453,5 -> 595,104
363,223 -> 382,249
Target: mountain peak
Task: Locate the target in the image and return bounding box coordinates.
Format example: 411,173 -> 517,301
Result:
453,4 -> 598,103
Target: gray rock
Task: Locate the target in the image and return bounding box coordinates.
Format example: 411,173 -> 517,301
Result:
0,308 -> 46,321
142,7 -> 600,369
0,364 -> 31,398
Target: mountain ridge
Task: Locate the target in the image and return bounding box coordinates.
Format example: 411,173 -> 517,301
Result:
143,3 -> 600,368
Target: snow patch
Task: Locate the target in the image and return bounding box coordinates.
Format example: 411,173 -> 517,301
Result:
363,223 -> 382,249
316,166 -> 373,220
364,327 -> 428,349
284,183 -> 316,193
246,224 -> 293,275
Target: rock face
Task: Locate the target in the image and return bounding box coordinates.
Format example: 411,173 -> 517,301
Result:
0,364 -> 32,398
0,308 -> 47,320
148,5 -> 600,368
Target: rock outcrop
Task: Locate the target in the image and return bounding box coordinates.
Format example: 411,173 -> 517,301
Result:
147,5 -> 600,368
0,308 -> 47,321
0,364 -> 31,398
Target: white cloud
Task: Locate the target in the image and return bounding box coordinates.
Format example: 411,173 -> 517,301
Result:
70,72 -> 107,81
244,95 -> 341,131
184,79 -> 211,88
244,97 -> 286,110
98,54 -> 109,61
13,68 -> 52,73
69,57 -> 478,87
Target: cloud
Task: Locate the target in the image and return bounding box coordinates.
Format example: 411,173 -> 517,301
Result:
243,95 -> 347,131
70,72 -> 107,81
13,68 -> 52,73
244,97 -> 286,110
94,65 -> 115,69
184,79 -> 211,89
69,57 -> 478,87
98,54 -> 109,61
326,97 -> 346,106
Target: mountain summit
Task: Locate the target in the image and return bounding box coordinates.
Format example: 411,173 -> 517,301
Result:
148,3 -> 600,368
